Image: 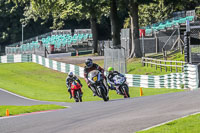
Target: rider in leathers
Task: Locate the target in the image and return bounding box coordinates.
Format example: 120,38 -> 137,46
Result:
107,67 -> 124,94
84,58 -> 108,96
66,72 -> 82,99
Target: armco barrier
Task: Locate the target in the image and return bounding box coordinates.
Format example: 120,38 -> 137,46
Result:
32,54 -> 84,78
32,54 -> 199,90
0,54 -> 32,63
0,54 -> 199,90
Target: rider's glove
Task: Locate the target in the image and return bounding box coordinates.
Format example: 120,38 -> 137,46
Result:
88,83 -> 91,87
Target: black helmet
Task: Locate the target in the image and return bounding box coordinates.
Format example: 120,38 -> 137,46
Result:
85,58 -> 93,68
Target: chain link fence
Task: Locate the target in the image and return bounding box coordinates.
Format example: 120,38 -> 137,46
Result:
120,28 -> 181,56
190,24 -> 200,64
8,30 -> 72,47
104,47 -> 126,74
5,46 -> 48,57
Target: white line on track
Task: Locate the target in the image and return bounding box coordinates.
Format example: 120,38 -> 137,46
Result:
63,106 -> 71,108
0,88 -> 39,101
139,111 -> 200,132
0,109 -> 62,120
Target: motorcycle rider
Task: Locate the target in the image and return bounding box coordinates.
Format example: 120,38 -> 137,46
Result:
107,67 -> 124,94
84,58 -> 108,96
66,72 -> 83,99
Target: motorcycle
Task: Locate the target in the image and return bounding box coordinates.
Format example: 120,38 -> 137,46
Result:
112,74 -> 130,98
88,70 -> 109,102
70,81 -> 83,102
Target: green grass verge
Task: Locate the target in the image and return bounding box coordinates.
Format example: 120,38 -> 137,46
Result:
0,63 -> 184,102
136,113 -> 200,133
77,52 -> 185,75
0,104 -> 66,117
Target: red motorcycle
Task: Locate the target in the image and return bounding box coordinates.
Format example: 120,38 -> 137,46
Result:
70,81 -> 83,102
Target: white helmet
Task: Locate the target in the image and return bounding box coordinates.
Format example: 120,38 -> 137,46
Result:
68,72 -> 73,77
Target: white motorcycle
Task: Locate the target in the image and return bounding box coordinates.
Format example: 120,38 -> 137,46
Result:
112,74 -> 130,98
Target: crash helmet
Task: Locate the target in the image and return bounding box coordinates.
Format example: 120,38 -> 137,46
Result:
85,58 -> 93,68
68,72 -> 73,78
107,67 -> 114,73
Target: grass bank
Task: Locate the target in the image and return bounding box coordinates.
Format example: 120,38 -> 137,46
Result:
137,113 -> 200,133
0,63 -> 184,102
77,52 -> 184,75
0,104 -> 66,117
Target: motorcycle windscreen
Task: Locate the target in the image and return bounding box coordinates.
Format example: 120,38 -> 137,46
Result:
88,70 -> 99,82
113,75 -> 124,84
71,81 -> 81,90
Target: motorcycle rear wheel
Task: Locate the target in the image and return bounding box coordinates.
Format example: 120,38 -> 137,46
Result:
74,90 -> 82,102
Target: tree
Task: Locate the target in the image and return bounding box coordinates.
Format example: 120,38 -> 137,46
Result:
164,0 -> 200,11
128,0 -> 158,58
129,1 -> 142,57
0,0 -> 23,45
109,0 -> 121,48
76,0 -> 108,53
139,0 -> 173,27
19,0 -> 109,53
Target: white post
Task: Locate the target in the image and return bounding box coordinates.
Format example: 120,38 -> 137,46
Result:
22,24 -> 26,45
22,25 -> 23,44
142,33 -> 145,57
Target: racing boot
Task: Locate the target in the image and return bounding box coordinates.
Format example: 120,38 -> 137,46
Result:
68,89 -> 72,99
89,85 -> 96,96
69,92 -> 72,99
80,89 -> 83,96
116,88 -> 120,94
109,84 -> 116,90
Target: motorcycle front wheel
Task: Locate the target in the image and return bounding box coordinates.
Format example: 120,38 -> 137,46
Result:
98,86 -> 109,102
121,85 -> 130,98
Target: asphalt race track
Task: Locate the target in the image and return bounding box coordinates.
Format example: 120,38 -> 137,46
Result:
0,88 -> 200,133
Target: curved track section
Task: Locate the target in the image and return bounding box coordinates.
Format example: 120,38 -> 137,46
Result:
0,89 -> 200,133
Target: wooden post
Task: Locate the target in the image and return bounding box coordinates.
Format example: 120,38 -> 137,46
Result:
181,62 -> 183,72
170,62 -> 172,72
176,61 -> 178,72
160,61 -> 162,72
142,58 -> 145,67
165,61 -> 167,72
147,59 -> 148,67
155,60 -> 157,70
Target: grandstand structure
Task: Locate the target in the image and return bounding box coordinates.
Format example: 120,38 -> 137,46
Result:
5,29 -> 93,57
139,10 -> 198,56
118,10 -> 199,60
142,10 -> 195,36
